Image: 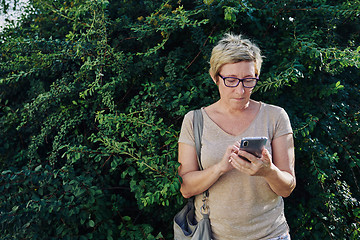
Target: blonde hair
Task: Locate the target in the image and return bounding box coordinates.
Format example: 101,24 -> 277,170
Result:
209,33 -> 263,78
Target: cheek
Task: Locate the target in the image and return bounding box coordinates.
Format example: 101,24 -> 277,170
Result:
245,87 -> 254,94
218,87 -> 231,98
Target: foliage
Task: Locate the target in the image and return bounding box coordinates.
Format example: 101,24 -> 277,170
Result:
1,0 -> 360,239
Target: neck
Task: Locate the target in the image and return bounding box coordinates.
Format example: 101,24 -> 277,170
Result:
217,99 -> 254,116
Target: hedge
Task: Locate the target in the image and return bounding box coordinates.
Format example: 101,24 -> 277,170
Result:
1,0 -> 359,239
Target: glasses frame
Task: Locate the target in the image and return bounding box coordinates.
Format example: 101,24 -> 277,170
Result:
218,73 -> 259,88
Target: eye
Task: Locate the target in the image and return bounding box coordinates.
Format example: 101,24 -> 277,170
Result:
243,78 -> 256,83
226,78 -> 238,83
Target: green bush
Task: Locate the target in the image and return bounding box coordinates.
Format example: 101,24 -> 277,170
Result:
1,0 -> 359,239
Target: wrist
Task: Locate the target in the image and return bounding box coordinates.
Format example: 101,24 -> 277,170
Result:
263,162 -> 278,179
215,161 -> 227,177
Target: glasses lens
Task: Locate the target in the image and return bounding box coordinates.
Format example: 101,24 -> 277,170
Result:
243,78 -> 257,88
225,78 -> 239,87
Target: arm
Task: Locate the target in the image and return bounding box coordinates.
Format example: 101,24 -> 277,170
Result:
229,133 -> 296,197
178,142 -> 234,198
266,133 -> 296,197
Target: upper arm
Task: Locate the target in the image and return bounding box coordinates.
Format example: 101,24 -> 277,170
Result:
271,133 -> 295,177
178,142 -> 199,177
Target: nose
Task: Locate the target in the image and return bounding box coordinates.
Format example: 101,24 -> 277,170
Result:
235,82 -> 245,94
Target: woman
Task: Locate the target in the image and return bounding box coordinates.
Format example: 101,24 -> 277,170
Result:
178,33 -> 296,240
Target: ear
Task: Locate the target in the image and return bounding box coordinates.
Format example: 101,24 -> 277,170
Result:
209,69 -> 218,85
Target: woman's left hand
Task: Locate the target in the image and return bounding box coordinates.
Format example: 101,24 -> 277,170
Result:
229,134 -> 296,197
229,147 -> 273,177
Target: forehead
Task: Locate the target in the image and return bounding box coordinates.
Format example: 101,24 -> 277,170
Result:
220,61 -> 256,75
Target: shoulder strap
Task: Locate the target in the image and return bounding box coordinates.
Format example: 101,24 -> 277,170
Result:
193,109 -> 210,199
193,109 -> 204,170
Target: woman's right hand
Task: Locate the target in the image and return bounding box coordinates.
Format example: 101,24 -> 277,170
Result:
216,144 -> 237,175
178,142 -> 236,198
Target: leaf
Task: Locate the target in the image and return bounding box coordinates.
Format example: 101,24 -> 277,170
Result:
88,220 -> 95,228
35,165 -> 42,171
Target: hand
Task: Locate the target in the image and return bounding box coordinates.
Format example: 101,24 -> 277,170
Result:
216,144 -> 237,174
229,147 -> 274,177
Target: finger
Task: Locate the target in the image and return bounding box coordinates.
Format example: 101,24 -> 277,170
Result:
232,144 -> 240,152
230,156 -> 251,174
261,148 -> 272,163
229,156 -> 241,169
227,144 -> 239,154
231,153 -> 252,168
237,150 -> 258,163
238,155 -> 251,163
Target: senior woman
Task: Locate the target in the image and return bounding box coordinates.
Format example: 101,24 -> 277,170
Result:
178,33 -> 296,240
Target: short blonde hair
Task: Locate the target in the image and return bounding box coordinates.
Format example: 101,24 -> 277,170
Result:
209,33 -> 263,78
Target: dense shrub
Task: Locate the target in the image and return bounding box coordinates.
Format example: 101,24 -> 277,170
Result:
1,0 -> 359,239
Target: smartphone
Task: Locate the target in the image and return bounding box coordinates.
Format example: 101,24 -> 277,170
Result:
239,137 -> 268,158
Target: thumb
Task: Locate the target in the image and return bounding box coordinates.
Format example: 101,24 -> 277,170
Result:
262,148 -> 272,163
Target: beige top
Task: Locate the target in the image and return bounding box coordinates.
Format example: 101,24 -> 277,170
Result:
178,102 -> 293,240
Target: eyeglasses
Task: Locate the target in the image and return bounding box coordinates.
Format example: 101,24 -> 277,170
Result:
218,74 -> 259,88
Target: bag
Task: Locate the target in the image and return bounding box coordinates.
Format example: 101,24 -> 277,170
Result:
173,109 -> 212,240
173,198 -> 212,240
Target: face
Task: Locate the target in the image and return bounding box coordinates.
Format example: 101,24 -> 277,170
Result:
211,61 -> 257,110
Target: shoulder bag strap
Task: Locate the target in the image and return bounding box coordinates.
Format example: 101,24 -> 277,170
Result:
193,109 -> 204,170
193,109 -> 209,199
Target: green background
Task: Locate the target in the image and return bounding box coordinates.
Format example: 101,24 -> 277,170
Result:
1,0 -> 359,239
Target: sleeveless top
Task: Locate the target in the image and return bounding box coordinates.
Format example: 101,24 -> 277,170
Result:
178,102 -> 293,240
